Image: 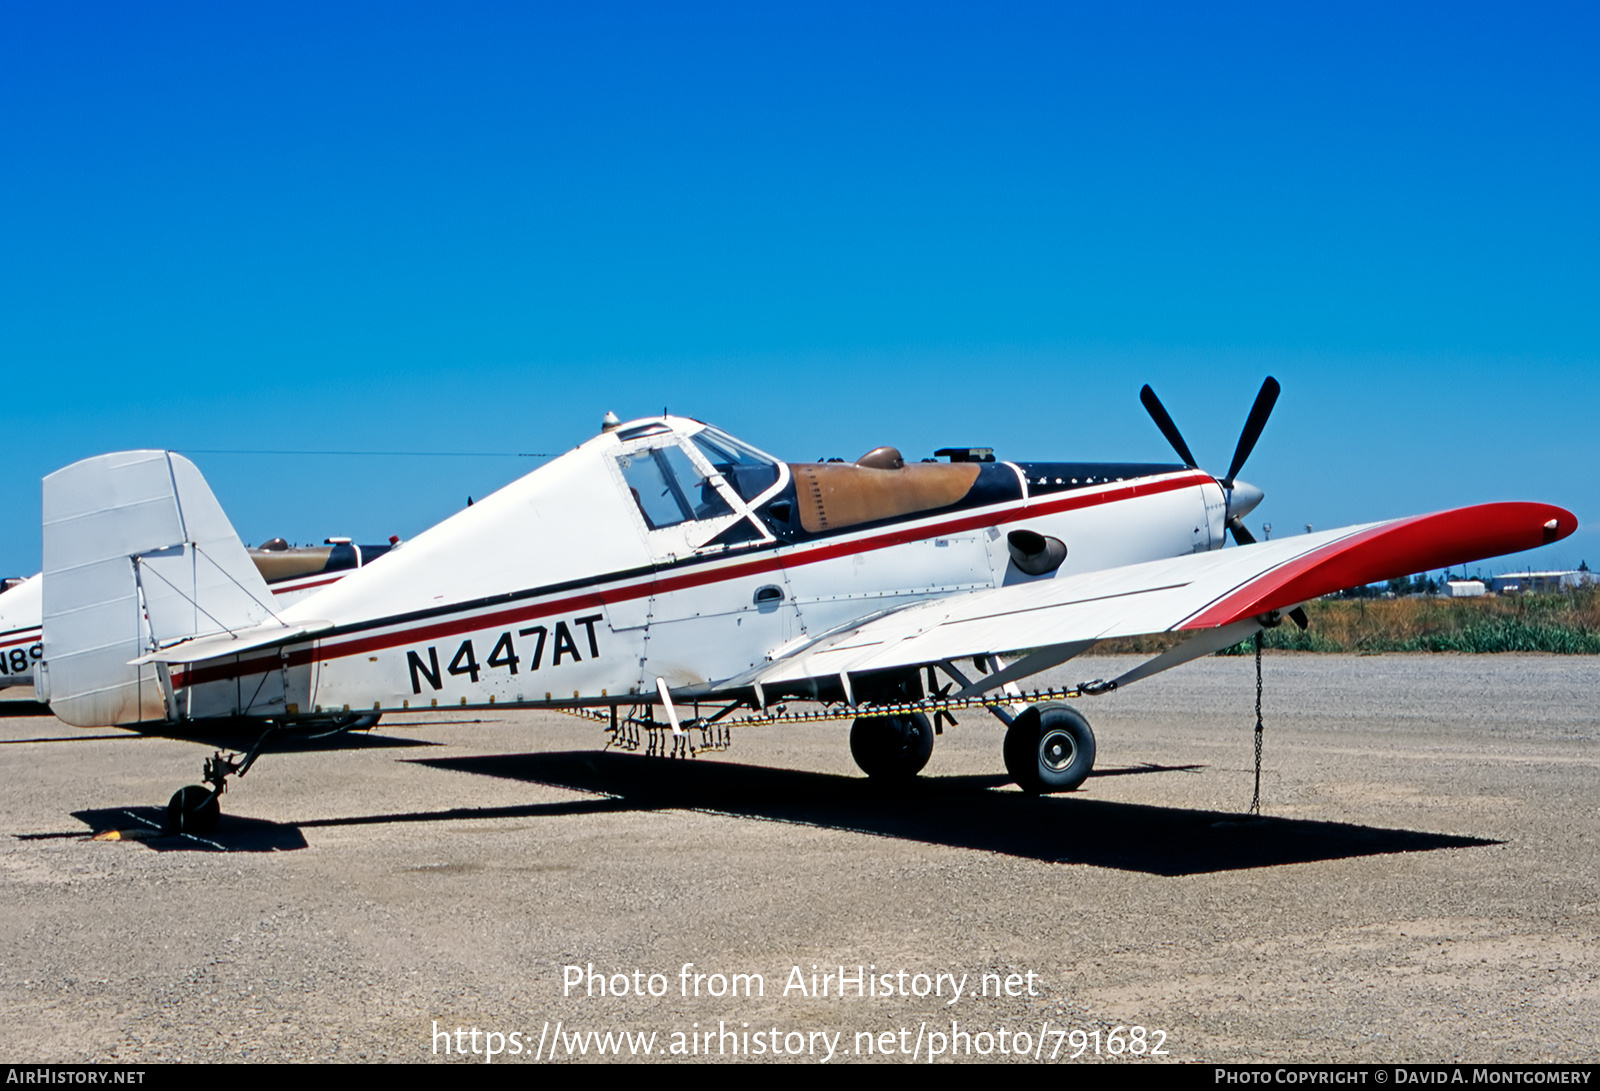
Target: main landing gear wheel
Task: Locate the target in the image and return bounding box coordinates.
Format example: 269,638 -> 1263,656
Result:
1004,703 -> 1096,794
850,712 -> 935,780
167,785 -> 221,835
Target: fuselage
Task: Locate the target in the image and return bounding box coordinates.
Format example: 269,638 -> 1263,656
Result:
163,418 -> 1228,724
0,575 -> 43,692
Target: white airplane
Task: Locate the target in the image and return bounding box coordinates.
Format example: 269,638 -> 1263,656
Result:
0,538 -> 397,699
0,575 -> 44,694
33,380 -> 1575,832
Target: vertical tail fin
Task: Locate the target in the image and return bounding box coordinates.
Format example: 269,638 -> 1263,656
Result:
41,451 -> 277,726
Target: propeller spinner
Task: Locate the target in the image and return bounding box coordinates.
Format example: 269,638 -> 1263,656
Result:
1140,377 -> 1278,547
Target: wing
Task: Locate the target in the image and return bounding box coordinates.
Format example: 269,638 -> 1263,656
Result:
734,502 -> 1574,697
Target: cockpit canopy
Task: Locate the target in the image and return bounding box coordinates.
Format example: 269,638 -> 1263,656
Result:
687,427 -> 782,502
615,423 -> 784,534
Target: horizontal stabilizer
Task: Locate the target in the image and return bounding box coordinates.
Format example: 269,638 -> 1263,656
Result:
131,619 -> 333,665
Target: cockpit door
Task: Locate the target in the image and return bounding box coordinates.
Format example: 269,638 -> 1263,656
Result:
609,428 -> 800,690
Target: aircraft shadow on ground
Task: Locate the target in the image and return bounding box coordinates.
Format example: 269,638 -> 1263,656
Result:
397,750 -> 1497,876
134,729 -> 439,753
0,731 -> 145,746
61,806 -> 311,853
59,797 -> 641,853
50,751 -> 1496,870
44,735 -> 434,853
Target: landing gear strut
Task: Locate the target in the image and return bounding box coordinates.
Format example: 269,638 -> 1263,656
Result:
165,722 -> 281,835
850,712 -> 935,780
1004,702 -> 1096,794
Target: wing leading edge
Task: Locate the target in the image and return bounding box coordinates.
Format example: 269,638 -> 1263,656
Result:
736,502 -> 1576,695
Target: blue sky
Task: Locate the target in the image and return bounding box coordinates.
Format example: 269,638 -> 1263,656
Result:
2,2 -> 1595,577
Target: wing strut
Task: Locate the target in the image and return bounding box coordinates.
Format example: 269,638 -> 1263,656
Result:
1090,618 -> 1263,692
936,658 -> 1017,726
951,640 -> 1098,699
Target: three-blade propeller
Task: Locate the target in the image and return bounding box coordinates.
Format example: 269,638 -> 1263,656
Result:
1140,376 -> 1279,547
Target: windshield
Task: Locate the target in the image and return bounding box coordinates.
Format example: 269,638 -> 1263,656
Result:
691,427 -> 781,502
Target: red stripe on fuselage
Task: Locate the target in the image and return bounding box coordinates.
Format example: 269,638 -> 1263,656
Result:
173,471 -> 1212,688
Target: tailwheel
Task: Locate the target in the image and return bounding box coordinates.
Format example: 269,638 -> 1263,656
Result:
167,785 -> 221,835
164,721 -> 280,835
1004,702 -> 1096,794
850,712 -> 935,780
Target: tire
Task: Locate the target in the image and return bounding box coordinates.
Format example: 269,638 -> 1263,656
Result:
1004,703 -> 1095,794
850,713 -> 935,779
167,785 -> 221,835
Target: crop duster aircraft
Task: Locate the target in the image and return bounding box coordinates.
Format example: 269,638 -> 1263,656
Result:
35,380 -> 1576,832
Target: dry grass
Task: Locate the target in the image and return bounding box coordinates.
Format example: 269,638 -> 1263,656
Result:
1094,589 -> 1600,655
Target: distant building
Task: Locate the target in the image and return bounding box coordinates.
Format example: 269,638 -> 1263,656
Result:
1443,580 -> 1487,598
1489,570 -> 1595,594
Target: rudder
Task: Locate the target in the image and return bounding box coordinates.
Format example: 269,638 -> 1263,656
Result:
41,451 -> 278,726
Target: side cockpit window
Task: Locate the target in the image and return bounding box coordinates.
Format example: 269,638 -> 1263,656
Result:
660,444 -> 734,521
619,445 -> 734,530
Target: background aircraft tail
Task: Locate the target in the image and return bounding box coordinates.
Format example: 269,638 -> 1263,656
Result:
41,451 -> 278,727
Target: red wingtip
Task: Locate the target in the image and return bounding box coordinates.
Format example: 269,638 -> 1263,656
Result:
1189,502 -> 1579,629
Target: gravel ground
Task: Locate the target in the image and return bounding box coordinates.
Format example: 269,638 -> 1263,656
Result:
1,653 -> 1595,1064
